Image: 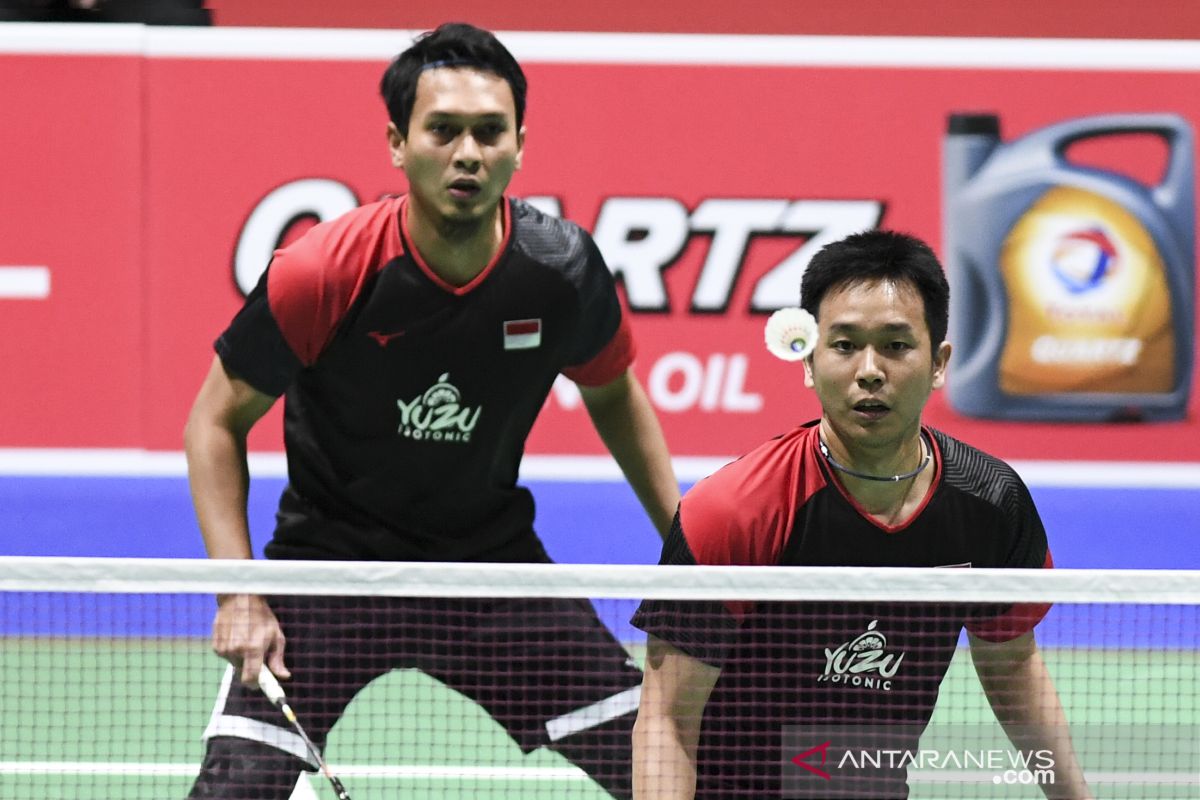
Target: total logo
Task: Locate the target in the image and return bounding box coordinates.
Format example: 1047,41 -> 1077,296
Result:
1049,226 -> 1119,294
396,373 -> 481,444
817,620 -> 905,692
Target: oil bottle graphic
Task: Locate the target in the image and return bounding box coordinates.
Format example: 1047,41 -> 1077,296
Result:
942,113 -> 1194,421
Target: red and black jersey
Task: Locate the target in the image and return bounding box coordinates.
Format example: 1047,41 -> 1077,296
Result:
216,195 -> 633,562
632,421 -> 1052,798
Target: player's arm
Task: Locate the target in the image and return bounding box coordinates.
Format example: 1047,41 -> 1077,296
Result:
579,368 -> 680,539
633,635 -> 720,799
969,631 -> 1093,799
183,354 -> 288,687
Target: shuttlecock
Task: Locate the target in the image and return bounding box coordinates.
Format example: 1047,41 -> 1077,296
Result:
764,307 -> 818,361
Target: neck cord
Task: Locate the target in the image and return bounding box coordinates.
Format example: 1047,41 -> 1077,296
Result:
818,434 -> 932,483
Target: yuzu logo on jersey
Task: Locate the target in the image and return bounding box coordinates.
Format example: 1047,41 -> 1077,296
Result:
232,179 -> 885,416
818,620 -> 905,692
396,373 -> 481,443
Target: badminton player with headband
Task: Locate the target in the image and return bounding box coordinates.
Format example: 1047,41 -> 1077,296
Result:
183,21 -> 679,800
631,230 -> 1093,799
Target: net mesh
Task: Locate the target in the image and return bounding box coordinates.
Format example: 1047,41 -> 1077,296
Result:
1,557 -> 1196,800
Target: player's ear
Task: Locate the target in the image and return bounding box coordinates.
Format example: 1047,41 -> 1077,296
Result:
803,356 -> 816,388
387,122 -> 406,169
931,341 -> 952,389
514,125 -> 526,170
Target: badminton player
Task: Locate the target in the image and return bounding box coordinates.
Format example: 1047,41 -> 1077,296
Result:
184,22 -> 678,799
631,230 -> 1092,799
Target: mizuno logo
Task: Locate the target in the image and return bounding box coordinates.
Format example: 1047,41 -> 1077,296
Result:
368,329 -> 406,346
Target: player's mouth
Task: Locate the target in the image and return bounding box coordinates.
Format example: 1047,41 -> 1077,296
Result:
852,399 -> 891,420
447,178 -> 482,201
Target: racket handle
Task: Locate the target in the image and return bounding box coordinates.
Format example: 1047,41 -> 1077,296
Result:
257,664 -> 287,705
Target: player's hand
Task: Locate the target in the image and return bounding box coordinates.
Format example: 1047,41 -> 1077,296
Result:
212,593 -> 291,687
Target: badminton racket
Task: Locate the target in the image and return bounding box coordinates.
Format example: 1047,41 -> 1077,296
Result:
257,665 -> 352,800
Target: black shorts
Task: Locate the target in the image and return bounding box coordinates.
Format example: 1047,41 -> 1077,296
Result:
201,594 -> 643,764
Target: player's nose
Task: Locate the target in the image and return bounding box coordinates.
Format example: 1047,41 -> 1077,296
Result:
855,348 -> 885,387
453,135 -> 483,171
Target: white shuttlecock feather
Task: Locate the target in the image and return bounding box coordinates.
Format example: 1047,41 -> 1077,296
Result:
764,307 -> 818,361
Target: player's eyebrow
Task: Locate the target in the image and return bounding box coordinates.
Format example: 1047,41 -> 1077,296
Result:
425,110 -> 509,122
828,322 -> 916,333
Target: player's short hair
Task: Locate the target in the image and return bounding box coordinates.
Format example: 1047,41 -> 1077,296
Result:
800,229 -> 950,350
380,22 -> 528,136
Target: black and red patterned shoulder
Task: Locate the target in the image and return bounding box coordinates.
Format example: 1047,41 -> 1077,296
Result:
679,424 -> 828,568
508,199 -> 632,384
509,198 -> 591,273
267,197 -> 405,366
933,429 -> 1036,530
933,428 -> 1049,572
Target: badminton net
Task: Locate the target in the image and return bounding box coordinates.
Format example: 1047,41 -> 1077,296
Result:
0,557 -> 1196,799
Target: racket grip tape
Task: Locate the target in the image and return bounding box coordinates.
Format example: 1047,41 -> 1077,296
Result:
257,664 -> 287,705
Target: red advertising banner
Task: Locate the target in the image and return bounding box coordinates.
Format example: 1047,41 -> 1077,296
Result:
0,49 -> 143,447
1,27 -> 1197,462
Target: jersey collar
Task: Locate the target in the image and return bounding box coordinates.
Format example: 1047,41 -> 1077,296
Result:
399,195 -> 512,296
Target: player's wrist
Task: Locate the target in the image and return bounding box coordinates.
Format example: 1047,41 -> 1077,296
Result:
216,592 -> 260,606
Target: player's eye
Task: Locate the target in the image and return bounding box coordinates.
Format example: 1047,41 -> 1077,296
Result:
474,123 -> 505,143
429,122 -> 457,140
830,339 -> 855,353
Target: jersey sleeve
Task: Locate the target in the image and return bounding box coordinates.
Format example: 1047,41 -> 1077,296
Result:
629,513 -> 740,666
214,264 -> 303,397
215,201 -> 398,396
965,474 -> 1054,642
630,429 -> 817,665
679,426 -> 820,570
560,233 -> 635,387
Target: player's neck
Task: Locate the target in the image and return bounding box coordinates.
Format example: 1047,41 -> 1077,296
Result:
819,422 -> 933,525
819,420 -> 927,477
406,199 -> 504,287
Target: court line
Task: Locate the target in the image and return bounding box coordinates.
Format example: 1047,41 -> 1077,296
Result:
1,448 -> 1199,488
545,685 -> 642,742
1,762 -> 1193,785
0,761 -> 588,780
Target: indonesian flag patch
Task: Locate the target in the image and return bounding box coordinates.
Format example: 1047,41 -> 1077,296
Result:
503,318 -> 542,350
